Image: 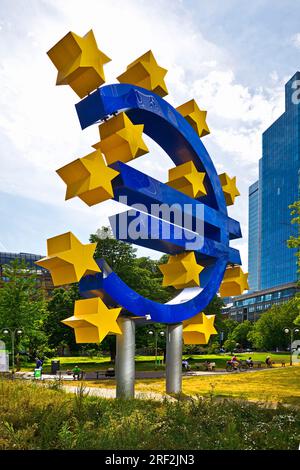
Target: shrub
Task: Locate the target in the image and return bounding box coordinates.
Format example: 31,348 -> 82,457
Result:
0,379 -> 299,450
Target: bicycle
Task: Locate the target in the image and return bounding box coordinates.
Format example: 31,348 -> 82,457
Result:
226,361 -> 247,372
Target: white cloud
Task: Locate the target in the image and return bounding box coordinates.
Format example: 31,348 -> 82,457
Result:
291,32 -> 300,49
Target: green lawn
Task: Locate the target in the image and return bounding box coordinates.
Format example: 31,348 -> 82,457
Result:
21,355 -> 165,373
20,352 -> 293,373
135,366 -> 300,405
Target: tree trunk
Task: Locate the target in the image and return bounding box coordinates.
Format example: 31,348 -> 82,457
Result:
163,347 -> 167,364
109,337 -> 116,363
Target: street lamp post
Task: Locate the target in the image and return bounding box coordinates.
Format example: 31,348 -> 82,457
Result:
148,330 -> 165,369
2,328 -> 23,377
283,327 -> 300,366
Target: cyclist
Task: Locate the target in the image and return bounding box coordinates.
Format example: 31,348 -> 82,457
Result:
227,355 -> 240,370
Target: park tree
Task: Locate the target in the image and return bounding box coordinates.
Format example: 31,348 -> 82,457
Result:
287,200 -> 300,275
287,200 -> 300,324
90,226 -> 137,282
247,298 -> 300,350
204,295 -> 225,345
45,285 -> 81,355
0,259 -> 47,366
223,338 -> 237,354
222,318 -> 239,337
219,318 -> 246,352
230,320 -> 253,349
214,317 -> 238,346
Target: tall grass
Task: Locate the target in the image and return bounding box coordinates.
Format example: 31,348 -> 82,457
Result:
0,379 -> 299,450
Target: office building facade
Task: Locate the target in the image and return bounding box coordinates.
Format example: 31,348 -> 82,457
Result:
0,252 -> 53,294
223,282 -> 298,322
248,72 -> 300,291
248,180 -> 260,291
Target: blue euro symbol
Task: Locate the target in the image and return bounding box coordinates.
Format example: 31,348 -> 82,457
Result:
75,84 -> 242,323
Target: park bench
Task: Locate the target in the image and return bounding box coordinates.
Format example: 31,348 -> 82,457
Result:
105,368 -> 115,377
61,369 -> 115,380
57,370 -> 85,380
194,362 -> 216,371
239,360 -> 262,369
252,361 -> 262,368
266,361 -> 286,368
84,369 -> 115,379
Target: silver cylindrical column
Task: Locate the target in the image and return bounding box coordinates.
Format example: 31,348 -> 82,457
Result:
166,323 -> 183,394
116,316 -> 135,399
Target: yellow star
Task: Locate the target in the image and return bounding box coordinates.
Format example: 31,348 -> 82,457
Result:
219,266 -> 249,297
94,112 -> 149,165
47,29 -> 111,98
183,312 -> 217,345
56,149 -> 119,206
159,252 -> 204,289
219,173 -> 240,206
167,161 -> 207,198
117,50 -> 168,97
35,232 -> 100,286
62,297 -> 122,344
176,99 -> 210,137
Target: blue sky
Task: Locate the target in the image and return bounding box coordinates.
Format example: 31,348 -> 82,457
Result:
0,0 -> 300,269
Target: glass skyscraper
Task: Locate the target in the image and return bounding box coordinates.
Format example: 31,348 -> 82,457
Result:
248,72 -> 300,290
248,180 -> 260,291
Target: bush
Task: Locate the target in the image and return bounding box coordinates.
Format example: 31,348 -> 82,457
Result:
0,379 -> 299,450
223,339 -> 237,353
207,341 -> 221,354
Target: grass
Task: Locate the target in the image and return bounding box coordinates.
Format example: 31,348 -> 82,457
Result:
20,352 -> 294,373
20,355 -> 165,373
0,378 -> 299,450
68,366 -> 300,405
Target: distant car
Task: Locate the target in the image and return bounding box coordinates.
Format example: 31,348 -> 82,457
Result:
245,348 -> 252,352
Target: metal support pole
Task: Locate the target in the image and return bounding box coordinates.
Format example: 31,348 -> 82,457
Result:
166,323 -> 183,394
116,316 -> 135,399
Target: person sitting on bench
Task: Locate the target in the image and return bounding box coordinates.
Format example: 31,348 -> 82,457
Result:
265,356 -> 272,367
246,357 -> 253,368
72,365 -> 81,380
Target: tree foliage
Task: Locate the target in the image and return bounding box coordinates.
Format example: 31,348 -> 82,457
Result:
287,200 -> 300,324
44,285 -> 81,353
90,226 -> 175,302
247,298 -> 300,350
0,259 -> 47,361
230,320 -> 253,348
287,200 -> 300,273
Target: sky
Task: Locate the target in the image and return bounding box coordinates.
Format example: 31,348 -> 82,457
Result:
0,0 -> 300,270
